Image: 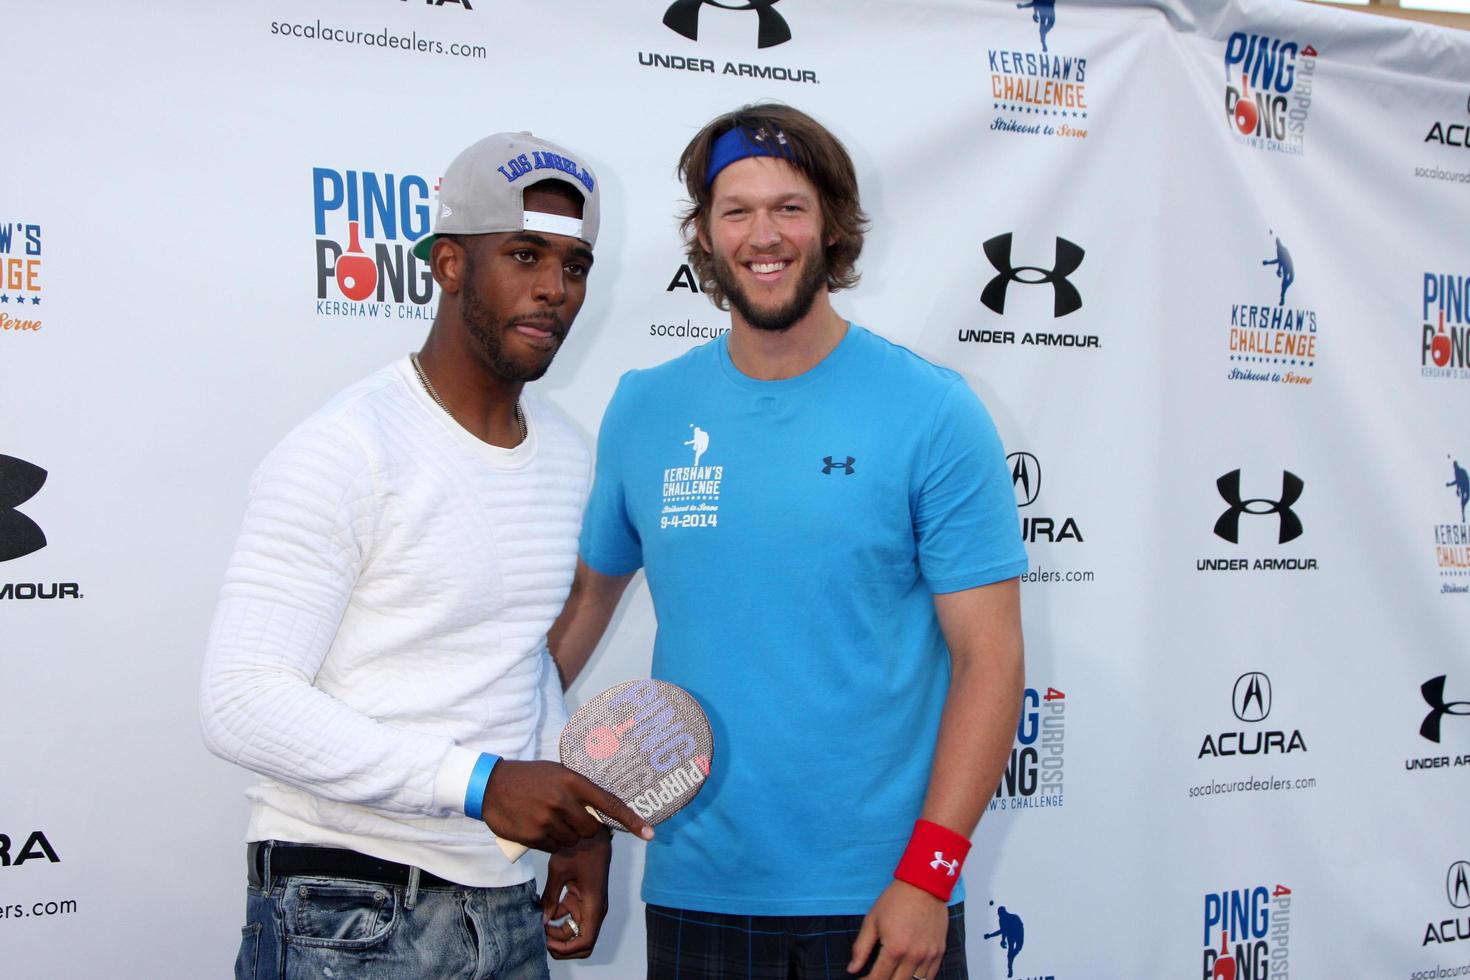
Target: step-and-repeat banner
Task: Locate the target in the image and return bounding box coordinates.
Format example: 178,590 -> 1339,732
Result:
4,0 -> 1468,976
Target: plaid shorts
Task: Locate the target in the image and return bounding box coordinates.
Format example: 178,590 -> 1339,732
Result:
645,902 -> 968,979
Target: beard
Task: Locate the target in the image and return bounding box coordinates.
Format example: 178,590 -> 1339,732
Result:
460,253 -> 565,383
712,244 -> 828,334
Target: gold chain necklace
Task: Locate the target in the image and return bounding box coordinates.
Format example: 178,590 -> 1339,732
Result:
410,352 -> 526,442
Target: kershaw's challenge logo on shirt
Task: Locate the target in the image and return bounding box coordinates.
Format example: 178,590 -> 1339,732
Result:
660,425 -> 722,530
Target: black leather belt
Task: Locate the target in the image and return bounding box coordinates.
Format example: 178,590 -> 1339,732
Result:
248,841 -> 461,889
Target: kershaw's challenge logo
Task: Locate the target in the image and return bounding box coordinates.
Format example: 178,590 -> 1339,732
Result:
1203,885 -> 1293,979
313,167 -> 437,319
641,0 -> 818,85
1227,232 -> 1319,386
1224,31 -> 1317,156
982,900 -> 1034,979
660,425 -> 722,531
0,221 -> 42,335
960,234 -> 1097,350
1435,456 -> 1470,592
0,455 -> 81,602
990,1 -> 1089,143
1422,273 -> 1470,380
1199,469 -> 1317,573
990,686 -> 1065,811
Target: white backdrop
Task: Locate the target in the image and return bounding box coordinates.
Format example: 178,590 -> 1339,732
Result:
4,0 -> 1470,976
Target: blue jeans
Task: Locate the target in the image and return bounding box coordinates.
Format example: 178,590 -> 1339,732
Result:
235,847 -> 549,980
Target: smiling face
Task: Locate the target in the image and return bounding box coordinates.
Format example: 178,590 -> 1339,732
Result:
698,156 -> 831,334
448,183 -> 594,382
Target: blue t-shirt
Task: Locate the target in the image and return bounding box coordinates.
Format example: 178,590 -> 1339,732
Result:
580,324 -> 1027,915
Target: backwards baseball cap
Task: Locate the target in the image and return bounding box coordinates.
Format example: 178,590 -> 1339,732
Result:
412,131 -> 600,261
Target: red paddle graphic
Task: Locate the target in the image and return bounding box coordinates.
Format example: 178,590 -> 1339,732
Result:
1234,75 -> 1258,136
585,716 -> 638,760
1213,930 -> 1236,980
336,220 -> 377,301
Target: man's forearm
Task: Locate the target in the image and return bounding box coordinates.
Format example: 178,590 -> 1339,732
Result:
548,558 -> 635,688
921,579 -> 1026,834
920,646 -> 1024,833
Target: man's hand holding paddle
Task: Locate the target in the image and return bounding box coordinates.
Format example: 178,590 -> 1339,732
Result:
479,759 -> 654,853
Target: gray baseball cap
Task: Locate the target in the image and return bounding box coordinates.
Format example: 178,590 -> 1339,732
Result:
411,131 -> 600,261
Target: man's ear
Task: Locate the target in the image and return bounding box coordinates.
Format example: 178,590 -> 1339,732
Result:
431,237 -> 468,296
695,216 -> 713,257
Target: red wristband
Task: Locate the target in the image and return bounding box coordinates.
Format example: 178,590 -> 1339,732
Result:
893,819 -> 971,901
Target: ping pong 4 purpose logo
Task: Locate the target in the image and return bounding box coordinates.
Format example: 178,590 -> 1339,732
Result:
1203,884 -> 1293,979
0,221 -> 43,335
990,686 -> 1065,812
312,166 -> 438,320
1422,272 -> 1470,381
1224,31 -> 1317,156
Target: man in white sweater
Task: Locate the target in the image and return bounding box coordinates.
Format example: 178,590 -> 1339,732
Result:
200,132 -> 650,980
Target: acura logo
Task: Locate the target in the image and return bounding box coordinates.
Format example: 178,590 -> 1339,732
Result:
0,455 -> 48,562
1007,452 -> 1040,507
1214,469 -> 1303,544
1421,675 -> 1470,744
1232,672 -> 1272,723
981,233 -> 1085,318
1450,861 -> 1470,910
663,0 -> 792,48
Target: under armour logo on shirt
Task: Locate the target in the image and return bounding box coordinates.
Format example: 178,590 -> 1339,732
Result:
930,853 -> 958,877
821,456 -> 855,475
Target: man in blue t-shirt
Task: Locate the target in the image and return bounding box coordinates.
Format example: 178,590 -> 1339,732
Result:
551,104 -> 1027,980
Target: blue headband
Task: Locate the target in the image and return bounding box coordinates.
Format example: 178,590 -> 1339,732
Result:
704,126 -> 793,189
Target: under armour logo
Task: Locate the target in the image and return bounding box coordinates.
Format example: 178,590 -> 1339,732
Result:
663,0 -> 792,49
0,454 -> 48,562
1213,469 -> 1303,544
930,853 -> 958,877
981,233 -> 1085,318
821,456 -> 855,475
1421,675 -> 1470,744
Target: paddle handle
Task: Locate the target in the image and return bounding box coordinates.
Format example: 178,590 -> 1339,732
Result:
496,805 -> 604,863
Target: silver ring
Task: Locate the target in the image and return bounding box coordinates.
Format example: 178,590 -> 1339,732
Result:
567,916 -> 581,939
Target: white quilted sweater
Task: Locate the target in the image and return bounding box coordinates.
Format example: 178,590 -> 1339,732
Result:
200,358 -> 585,887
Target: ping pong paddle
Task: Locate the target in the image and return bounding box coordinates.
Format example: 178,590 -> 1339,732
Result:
498,678 -> 713,862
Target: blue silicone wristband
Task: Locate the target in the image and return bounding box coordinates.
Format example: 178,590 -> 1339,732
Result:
463,752 -> 501,821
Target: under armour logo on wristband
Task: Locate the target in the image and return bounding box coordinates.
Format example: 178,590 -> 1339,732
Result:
821,456 -> 855,475
930,854 -> 959,877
